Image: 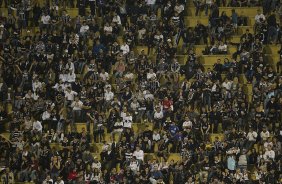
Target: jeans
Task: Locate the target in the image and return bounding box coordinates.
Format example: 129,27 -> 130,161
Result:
57,119 -> 65,132
72,110 -> 82,123
245,140 -> 256,150
203,94 -> 211,108
245,70 -> 254,81
146,111 -> 154,122
114,71 -> 123,78
268,26 -> 278,43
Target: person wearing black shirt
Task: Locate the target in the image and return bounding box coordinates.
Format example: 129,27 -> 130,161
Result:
267,11 -> 278,44
200,118 -> 210,140
209,107 -> 221,133
202,80 -> 212,111
194,21 -> 208,44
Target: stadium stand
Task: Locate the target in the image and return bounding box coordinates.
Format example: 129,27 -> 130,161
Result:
0,0 -> 281,183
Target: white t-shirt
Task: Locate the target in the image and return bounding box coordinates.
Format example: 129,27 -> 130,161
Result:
65,90 -> 77,101
147,72 -> 157,80
104,91 -> 114,101
154,111 -> 163,119
123,115 -> 132,128
104,26 -> 112,33
71,100 -> 83,110
263,150 -> 275,160
80,25 -> 89,34
146,0 -> 156,5
222,81 -> 232,90
183,120 -> 193,129
91,161 -> 101,170
33,121 -> 42,132
112,16 -> 121,25
255,13 -> 265,23
32,81 -> 42,92
42,111 -> 51,120
129,160 -> 139,172
263,141 -> 273,149
218,44 -> 227,52
247,131 -> 257,141
100,72 -> 109,81
133,150 -> 144,161
54,181 -> 64,184
174,4 -> 184,14
152,133 -> 161,141
120,44 -> 130,55
41,15 -> 51,24
260,131 -> 270,141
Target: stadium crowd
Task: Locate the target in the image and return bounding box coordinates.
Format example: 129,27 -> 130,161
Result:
0,0 -> 281,183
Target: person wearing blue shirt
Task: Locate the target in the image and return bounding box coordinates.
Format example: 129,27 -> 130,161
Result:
92,40 -> 106,56
227,155 -> 236,171
168,121 -> 179,137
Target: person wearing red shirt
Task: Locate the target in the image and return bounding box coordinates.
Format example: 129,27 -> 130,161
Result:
162,97 -> 173,113
67,168 -> 78,182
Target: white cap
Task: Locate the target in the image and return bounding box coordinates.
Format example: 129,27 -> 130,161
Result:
0,25 -> 4,28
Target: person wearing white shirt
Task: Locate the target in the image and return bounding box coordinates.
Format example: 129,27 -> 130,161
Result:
42,109 -> 51,121
120,107 -> 127,119
147,69 -> 157,80
154,31 -> 164,43
104,22 -> 112,34
91,158 -> 101,170
104,87 -> 114,101
71,97 -> 83,111
32,120 -> 42,133
260,127 -> 270,141
54,176 -> 64,184
146,0 -> 156,5
41,13 -> 51,25
111,118 -> 124,141
65,60 -> 75,71
99,70 -> 109,81
247,129 -> 257,141
80,22 -> 89,35
53,80 -> 67,91
133,146 -> 144,161
246,128 -> 257,150
152,131 -> 161,142
71,97 -> 84,122
218,41 -> 228,54
174,2 -> 184,15
129,157 -> 140,172
263,145 -> 275,161
263,138 -> 273,149
222,78 -> 232,90
182,116 -> 193,129
112,13 -> 121,25
32,79 -> 42,92
64,87 -> 77,102
153,106 -> 163,129
255,9 -> 265,23
104,87 -> 114,109
120,42 -> 130,55
66,70 -> 76,83
42,175 -> 53,184
146,0 -> 157,12
124,71 -> 134,81
24,90 -> 37,100
123,112 -> 132,128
